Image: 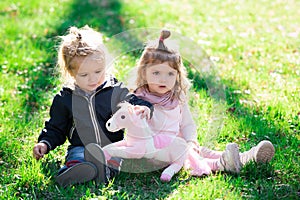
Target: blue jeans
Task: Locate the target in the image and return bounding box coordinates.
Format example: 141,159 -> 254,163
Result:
58,146 -> 85,175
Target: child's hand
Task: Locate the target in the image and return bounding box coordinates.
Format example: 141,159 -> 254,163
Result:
33,143 -> 48,160
133,105 -> 151,119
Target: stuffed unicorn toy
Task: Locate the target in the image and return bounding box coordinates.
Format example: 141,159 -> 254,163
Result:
103,102 -> 188,182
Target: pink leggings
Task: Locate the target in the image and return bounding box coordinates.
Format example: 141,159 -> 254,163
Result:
186,146 -> 223,174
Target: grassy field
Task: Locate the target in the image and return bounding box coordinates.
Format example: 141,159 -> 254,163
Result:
0,0 -> 299,199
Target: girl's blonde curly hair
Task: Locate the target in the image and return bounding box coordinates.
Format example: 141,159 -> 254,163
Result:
57,25 -> 107,86
136,30 -> 191,102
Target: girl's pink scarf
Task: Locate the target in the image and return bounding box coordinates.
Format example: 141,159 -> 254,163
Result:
135,87 -> 179,109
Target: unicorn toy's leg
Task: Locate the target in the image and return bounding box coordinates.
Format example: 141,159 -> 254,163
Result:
160,160 -> 185,182
103,141 -> 146,160
158,137 -> 188,182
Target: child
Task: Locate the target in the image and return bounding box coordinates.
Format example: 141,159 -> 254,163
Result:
134,30 -> 275,181
32,25 -> 152,187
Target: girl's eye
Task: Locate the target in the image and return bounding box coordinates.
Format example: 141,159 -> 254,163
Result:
153,71 -> 159,75
79,74 -> 87,77
168,72 -> 175,76
95,71 -> 102,74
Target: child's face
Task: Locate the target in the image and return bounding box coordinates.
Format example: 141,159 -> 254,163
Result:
145,62 -> 177,96
72,52 -> 106,93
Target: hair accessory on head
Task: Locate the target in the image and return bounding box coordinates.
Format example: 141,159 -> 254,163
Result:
158,29 -> 171,50
76,32 -> 82,40
64,26 -> 98,57
159,30 -> 171,42
159,36 -> 164,42
69,26 -> 82,41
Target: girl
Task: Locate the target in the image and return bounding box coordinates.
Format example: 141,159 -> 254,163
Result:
134,30 -> 275,182
32,25 -> 152,187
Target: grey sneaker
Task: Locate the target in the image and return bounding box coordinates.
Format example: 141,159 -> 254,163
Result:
56,162 -> 97,187
84,143 -> 108,183
240,140 -> 275,165
218,143 -> 242,173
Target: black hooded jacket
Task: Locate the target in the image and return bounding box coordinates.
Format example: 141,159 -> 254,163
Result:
38,77 -> 153,152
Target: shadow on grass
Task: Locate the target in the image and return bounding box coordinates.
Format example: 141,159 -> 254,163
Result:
22,0 -> 125,117
58,0 -> 124,36
23,0 -> 146,116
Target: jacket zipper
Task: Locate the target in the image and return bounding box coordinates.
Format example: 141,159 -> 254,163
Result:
80,94 -> 101,145
69,123 -> 75,139
73,77 -> 114,145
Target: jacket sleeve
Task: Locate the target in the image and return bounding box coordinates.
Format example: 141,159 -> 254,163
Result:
180,102 -> 197,142
114,82 -> 154,114
38,94 -> 71,152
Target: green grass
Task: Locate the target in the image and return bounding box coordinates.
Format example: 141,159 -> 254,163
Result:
0,0 -> 299,199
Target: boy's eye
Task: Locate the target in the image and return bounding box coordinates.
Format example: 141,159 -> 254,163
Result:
153,71 -> 159,75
